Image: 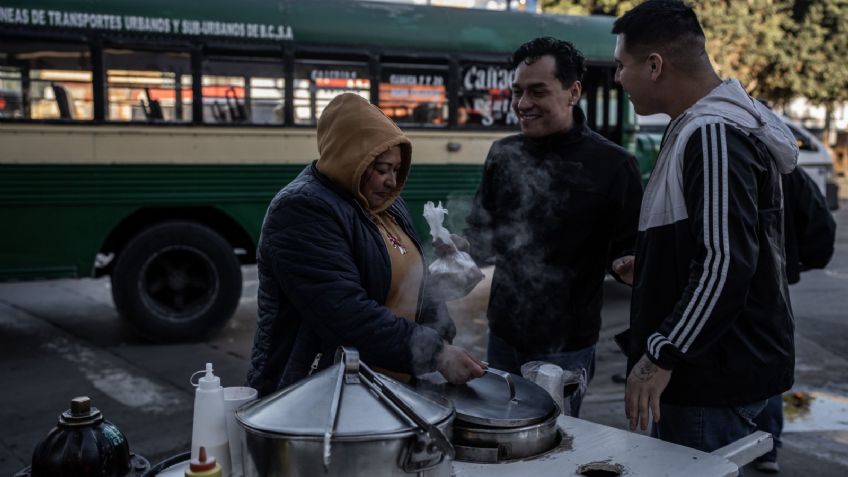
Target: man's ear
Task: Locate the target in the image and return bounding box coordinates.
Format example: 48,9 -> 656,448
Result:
568,80 -> 582,104
648,53 -> 663,81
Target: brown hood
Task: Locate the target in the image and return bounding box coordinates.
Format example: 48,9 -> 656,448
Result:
316,93 -> 412,213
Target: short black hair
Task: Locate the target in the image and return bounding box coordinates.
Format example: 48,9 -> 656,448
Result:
612,0 -> 706,66
511,37 -> 586,87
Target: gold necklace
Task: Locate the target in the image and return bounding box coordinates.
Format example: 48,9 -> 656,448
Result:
373,216 -> 407,255
384,228 -> 407,255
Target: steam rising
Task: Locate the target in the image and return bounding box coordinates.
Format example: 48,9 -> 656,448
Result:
464,136 -> 607,354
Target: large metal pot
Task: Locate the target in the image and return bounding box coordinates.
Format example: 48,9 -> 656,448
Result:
236,348 -> 455,477
419,368 -> 560,463
451,409 -> 560,462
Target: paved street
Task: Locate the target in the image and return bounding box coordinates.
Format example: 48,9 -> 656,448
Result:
1,206 -> 847,476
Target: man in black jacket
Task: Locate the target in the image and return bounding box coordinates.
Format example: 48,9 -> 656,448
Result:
464,37 -> 643,416
613,0 -> 798,452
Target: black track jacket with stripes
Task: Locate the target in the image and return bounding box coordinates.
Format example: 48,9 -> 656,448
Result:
628,82 -> 797,406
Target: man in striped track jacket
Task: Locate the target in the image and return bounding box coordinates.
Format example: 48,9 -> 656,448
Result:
611,0 -> 799,454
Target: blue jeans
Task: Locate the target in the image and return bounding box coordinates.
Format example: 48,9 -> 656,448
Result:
486,332 -> 595,417
752,394 -> 783,463
651,400 -> 768,453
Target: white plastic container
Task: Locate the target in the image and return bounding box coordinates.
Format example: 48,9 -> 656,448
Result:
190,363 -> 231,477
223,386 -> 257,477
534,364 -> 565,415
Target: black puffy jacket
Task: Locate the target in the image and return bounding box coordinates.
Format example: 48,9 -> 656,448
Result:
246,163 -> 454,396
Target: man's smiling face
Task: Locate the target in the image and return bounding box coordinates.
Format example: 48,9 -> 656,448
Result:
511,54 -> 579,138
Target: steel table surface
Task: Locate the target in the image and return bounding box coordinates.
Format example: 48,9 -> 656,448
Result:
155,415 -> 750,477
452,415 -> 740,477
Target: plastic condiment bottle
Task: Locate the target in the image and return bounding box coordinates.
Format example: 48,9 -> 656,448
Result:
185,446 -> 223,477
190,363 -> 231,477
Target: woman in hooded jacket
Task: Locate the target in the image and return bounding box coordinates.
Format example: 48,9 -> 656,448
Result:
246,93 -> 486,396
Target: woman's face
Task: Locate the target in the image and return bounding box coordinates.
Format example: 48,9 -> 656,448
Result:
361,146 -> 402,209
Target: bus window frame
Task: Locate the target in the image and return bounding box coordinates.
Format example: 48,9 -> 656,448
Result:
377,60 -> 450,129
456,57 -> 518,131
581,62 -> 624,143
292,53 -> 372,127
101,40 -> 195,124
200,51 -> 288,126
290,46 -> 373,128
0,36 -> 95,123
198,45 -> 288,128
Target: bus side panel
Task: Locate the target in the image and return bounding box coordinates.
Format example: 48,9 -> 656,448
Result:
0,164 -> 303,281
0,161 -> 487,282
0,202 -> 131,280
0,165 -> 137,280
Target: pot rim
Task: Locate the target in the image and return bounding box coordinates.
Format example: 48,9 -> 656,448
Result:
240,412 -> 455,442
453,408 -> 558,435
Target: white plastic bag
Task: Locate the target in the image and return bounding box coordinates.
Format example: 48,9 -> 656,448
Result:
422,201 -> 484,301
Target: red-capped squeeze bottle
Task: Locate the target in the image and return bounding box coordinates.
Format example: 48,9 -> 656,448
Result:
190,363 -> 230,476
184,446 -> 222,477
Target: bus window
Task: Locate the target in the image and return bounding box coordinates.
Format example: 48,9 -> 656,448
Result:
581,67 -> 623,142
202,56 -> 285,125
608,88 -> 619,127
293,60 -> 370,125
0,41 -> 92,120
578,96 -> 589,121
458,63 -> 517,128
378,64 -> 448,127
594,85 -> 605,131
104,49 -> 192,122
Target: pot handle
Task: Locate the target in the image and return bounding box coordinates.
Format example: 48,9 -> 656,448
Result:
486,368 -> 517,401
323,347 -> 361,471
359,363 -> 454,472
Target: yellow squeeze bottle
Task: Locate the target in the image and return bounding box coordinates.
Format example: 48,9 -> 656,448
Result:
184,446 -> 222,477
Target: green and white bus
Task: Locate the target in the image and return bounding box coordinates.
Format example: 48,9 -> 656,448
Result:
0,0 -> 635,340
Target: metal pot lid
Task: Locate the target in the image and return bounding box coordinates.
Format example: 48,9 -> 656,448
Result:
236,349 -> 454,438
418,368 -> 556,427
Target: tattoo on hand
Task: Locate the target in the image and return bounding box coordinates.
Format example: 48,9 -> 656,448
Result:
634,360 -> 657,382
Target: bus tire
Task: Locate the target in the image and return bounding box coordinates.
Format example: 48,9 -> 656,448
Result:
111,221 -> 242,342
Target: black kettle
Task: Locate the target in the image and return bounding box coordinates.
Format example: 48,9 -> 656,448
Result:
17,396 -> 149,477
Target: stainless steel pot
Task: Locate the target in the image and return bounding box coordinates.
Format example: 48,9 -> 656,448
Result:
237,348 -> 455,477
452,409 -> 560,462
418,368 -> 560,463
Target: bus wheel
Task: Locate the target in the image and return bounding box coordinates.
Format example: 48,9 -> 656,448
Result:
111,221 -> 242,341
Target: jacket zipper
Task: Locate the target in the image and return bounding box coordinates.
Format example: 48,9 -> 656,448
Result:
308,352 -> 322,376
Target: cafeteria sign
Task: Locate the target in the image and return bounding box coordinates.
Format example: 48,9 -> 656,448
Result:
0,6 -> 293,41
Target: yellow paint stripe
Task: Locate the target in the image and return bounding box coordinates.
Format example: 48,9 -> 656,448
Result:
0,124 -> 510,165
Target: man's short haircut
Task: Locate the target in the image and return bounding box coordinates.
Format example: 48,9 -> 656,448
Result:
511,37 -> 586,88
612,0 -> 707,68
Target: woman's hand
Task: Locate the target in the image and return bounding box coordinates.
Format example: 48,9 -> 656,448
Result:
435,343 -> 486,384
